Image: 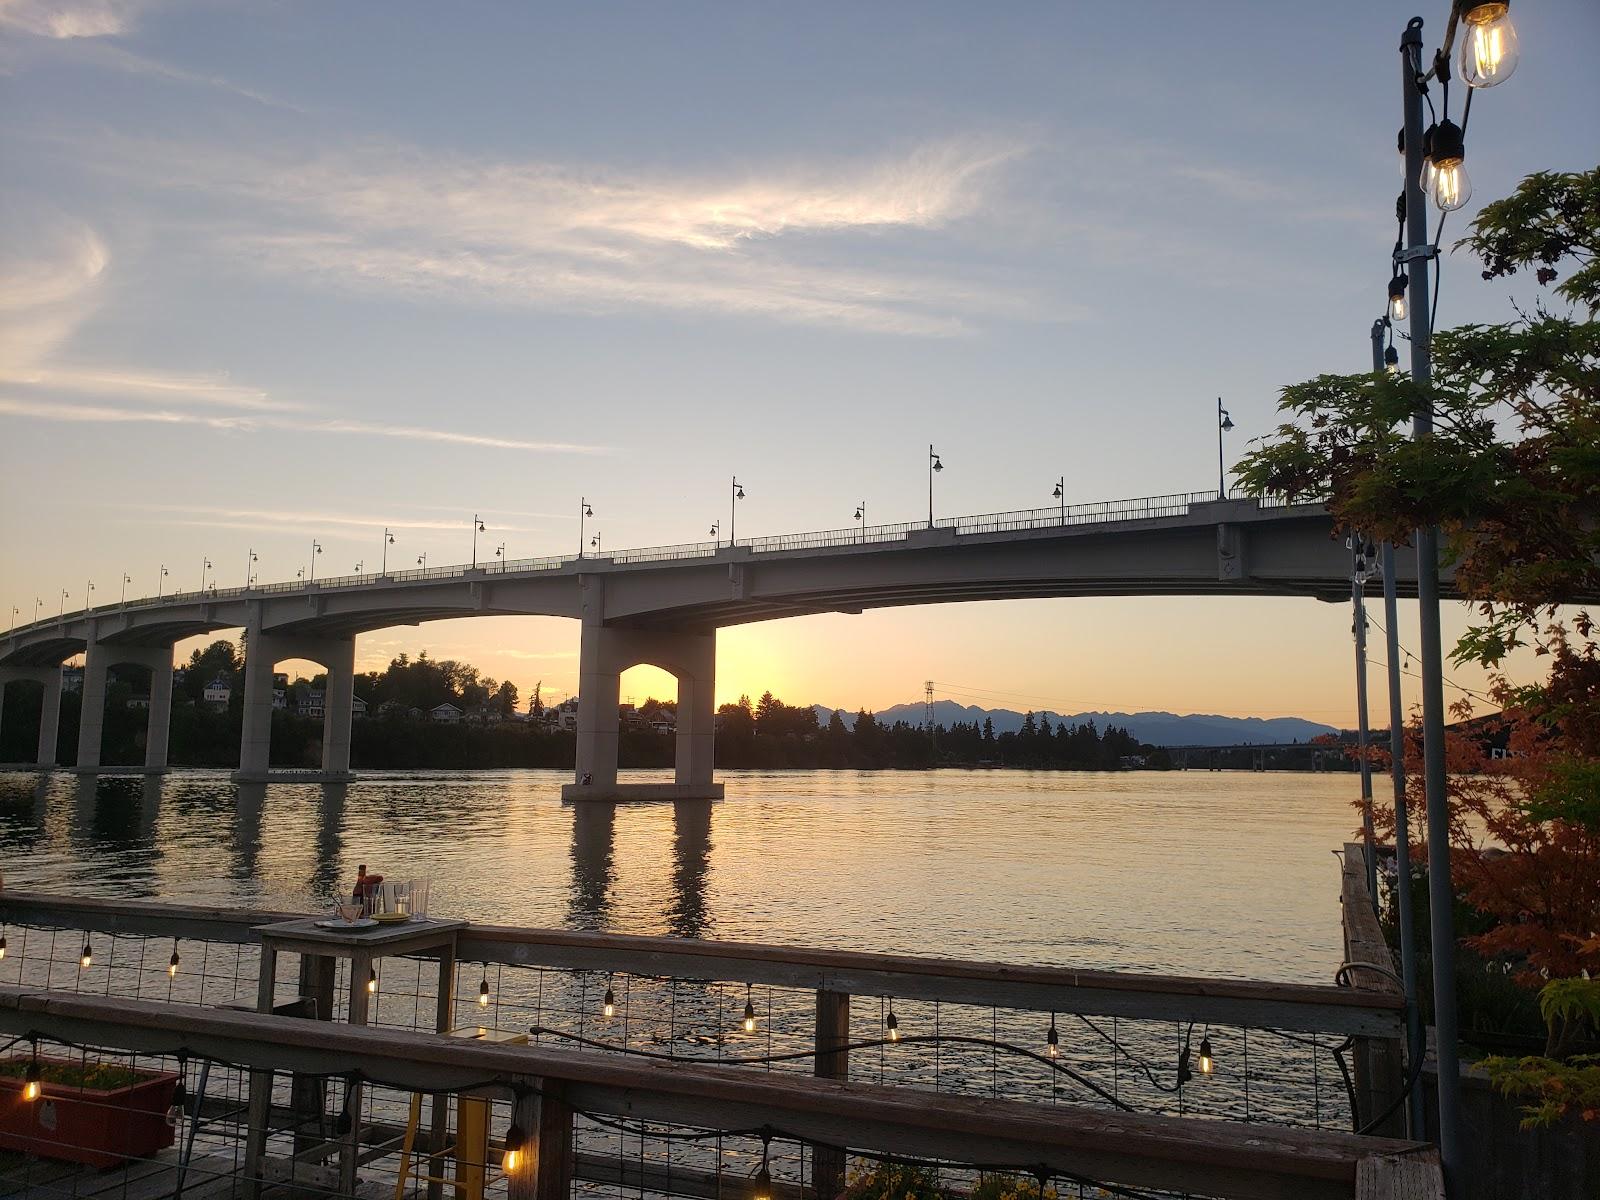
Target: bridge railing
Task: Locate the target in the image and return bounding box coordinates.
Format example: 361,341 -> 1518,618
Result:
7,491 -> 1331,639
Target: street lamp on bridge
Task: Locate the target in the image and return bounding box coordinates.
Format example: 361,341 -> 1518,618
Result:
309,540 -> 322,584
1052,477 -> 1066,526
416,553 -> 427,570
729,478 -> 745,548
854,502 -> 866,543
355,560 -> 364,575
246,549 -> 258,588
59,589 -> 69,618
579,500 -> 594,559
382,529 -> 396,575
471,514 -> 486,569
709,521 -> 719,543
121,574 -> 131,604
590,532 -> 602,557
156,566 -> 168,600
200,559 -> 212,593
1216,400 -> 1234,498
84,581 -> 94,612
33,598 -> 41,624
927,446 -> 943,528
494,543 -> 506,572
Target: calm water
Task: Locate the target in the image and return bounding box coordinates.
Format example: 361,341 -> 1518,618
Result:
0,767 -> 1361,985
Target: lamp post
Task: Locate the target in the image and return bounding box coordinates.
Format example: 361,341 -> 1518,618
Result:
579,500 -> 593,560
199,558 -> 212,593
1350,537 -> 1378,904
416,553 -> 428,570
121,574 -> 131,604
471,514 -> 486,569
1052,477 -> 1066,526
382,528 -> 396,575
8,606 -> 16,631
590,532 -> 602,557
309,540 -> 322,584
59,589 -> 69,618
709,521 -> 720,544
1395,6 -> 1517,1180
246,549 -> 258,588
854,502 -> 866,544
1216,400 -> 1234,498
494,543 -> 506,572
730,478 -> 745,548
927,446 -> 943,527
355,560 -> 364,576
84,581 -> 94,612
1372,315 -> 1425,1137
33,598 -> 41,624
157,566 -> 168,600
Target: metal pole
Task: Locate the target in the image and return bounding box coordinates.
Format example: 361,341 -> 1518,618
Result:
579,501 -> 587,560
1401,16 -> 1462,1187
471,514 -> 479,569
1353,546 -> 1377,905
928,445 -> 935,527
730,477 -> 736,548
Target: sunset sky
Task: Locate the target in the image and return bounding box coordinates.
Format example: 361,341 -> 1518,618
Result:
2,1 -> 1597,724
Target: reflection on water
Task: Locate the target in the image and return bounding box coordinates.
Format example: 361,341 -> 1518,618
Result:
0,768 -> 1365,983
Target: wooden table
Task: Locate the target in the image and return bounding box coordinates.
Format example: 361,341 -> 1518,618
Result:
243,917 -> 466,1199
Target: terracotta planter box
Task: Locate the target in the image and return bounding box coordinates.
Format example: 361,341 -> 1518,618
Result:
0,1056 -> 179,1169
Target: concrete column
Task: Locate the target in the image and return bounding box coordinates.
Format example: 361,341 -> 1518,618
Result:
145,655 -> 174,770
320,638 -> 356,776
37,668 -> 62,768
563,587 -> 723,801
674,631 -> 716,788
573,601 -> 621,792
75,645 -> 110,770
238,621 -> 276,779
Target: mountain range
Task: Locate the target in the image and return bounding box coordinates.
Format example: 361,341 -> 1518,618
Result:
809,700 -> 1339,747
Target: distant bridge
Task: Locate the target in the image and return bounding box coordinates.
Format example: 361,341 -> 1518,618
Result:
0,491 -> 1451,800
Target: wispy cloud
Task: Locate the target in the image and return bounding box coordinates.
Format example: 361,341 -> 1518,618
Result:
90,135 -> 1055,335
0,0 -> 149,39
0,394 -> 611,452
122,503 -> 545,535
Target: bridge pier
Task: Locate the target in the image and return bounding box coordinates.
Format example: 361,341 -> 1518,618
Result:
563,590 -> 721,802
0,666 -> 63,770
74,642 -> 176,775
235,624 -> 357,783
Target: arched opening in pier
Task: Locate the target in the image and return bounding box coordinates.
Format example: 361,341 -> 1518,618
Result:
617,662 -> 685,785
0,677 -> 47,764
82,660 -> 157,767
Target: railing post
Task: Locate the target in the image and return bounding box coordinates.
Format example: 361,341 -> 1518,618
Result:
812,989 -> 851,1198
534,1079 -> 574,1200
291,952 -> 337,1169
1340,843 -> 1406,1136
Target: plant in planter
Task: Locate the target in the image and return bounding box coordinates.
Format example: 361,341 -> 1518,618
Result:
841,1163 -> 947,1200
0,1055 -> 180,1169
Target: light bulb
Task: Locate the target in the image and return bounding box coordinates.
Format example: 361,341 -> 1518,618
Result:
169,950 -> 180,978
1458,2 -> 1518,88
743,1001 -> 757,1034
502,1116 -> 527,1173
0,934 -> 7,960
752,1165 -> 773,1200
885,1010 -> 899,1042
1427,120 -> 1471,213
603,986 -> 615,1019
478,976 -> 490,1008
1046,1023 -> 1059,1059
1384,345 -> 1401,373
1197,1036 -> 1215,1075
80,941 -> 92,969
1387,274 -> 1408,322
23,1062 -> 42,1102
367,967 -> 378,995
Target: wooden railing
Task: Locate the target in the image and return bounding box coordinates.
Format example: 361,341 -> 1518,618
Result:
0,985 -> 1437,1200
1340,843 -> 1407,1137
0,890 -> 1403,1038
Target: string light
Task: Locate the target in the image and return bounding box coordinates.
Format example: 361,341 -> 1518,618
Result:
80,939 -> 92,969
367,967 -> 378,995
1046,1016 -> 1059,1059
165,1057 -> 188,1127
22,1060 -> 42,1103
1457,0 -> 1518,88
0,929 -> 7,960
1387,273 -> 1409,321
603,975 -> 616,1019
501,1117 -> 527,1174
1197,1034 -> 1215,1075
752,1132 -> 773,1200
885,1004 -> 900,1043
1384,344 -> 1401,372
479,974 -> 491,1008
168,942 -> 181,978
743,984 -> 757,1034
1426,118 -> 1471,212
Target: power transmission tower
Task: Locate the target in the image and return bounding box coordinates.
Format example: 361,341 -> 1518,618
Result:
925,680 -> 937,750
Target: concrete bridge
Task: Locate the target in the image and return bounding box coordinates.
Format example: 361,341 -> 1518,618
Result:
0,491 -> 1441,800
